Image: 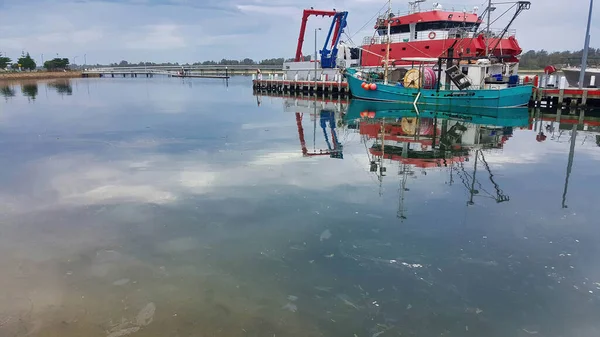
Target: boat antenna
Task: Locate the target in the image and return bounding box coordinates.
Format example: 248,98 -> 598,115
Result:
485,0 -> 491,56
384,0 -> 392,84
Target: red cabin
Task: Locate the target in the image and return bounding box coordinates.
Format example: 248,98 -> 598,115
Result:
359,1 -> 523,67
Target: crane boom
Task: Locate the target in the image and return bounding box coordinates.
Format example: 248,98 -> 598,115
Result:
294,9 -> 348,69
295,9 -> 338,62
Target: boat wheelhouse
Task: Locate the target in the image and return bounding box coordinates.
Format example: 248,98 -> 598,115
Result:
359,0 -> 530,68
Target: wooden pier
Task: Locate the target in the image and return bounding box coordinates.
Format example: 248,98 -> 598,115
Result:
529,73 -> 600,109
532,87 -> 600,110
84,72 -> 157,78
82,65 -> 282,79
252,79 -> 349,95
171,74 -> 229,79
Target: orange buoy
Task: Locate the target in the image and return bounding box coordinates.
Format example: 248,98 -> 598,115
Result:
361,82 -> 368,89
360,111 -> 368,118
369,83 -> 377,90
367,111 -> 376,118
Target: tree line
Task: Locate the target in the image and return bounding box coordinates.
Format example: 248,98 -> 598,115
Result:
0,52 -> 70,71
103,50 -> 600,70
518,48 -> 600,69
108,56 -> 312,68
3,49 -> 598,71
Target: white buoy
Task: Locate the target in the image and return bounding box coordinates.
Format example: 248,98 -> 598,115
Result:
591,75 -> 596,87
294,73 -> 298,81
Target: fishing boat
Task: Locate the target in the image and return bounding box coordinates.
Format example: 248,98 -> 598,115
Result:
561,66 -> 600,88
344,0 -> 533,108
344,0 -> 533,107
345,59 -> 533,108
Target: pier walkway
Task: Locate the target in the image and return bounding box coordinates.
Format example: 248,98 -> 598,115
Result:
82,65 -> 283,78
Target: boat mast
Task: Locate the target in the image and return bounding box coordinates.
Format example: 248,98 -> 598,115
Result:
485,0 -> 491,56
578,0 -> 594,89
384,0 -> 392,84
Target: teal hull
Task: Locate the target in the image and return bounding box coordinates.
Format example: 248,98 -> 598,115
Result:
345,69 -> 533,109
345,99 -> 530,127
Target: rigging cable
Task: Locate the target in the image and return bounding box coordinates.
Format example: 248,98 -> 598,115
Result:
347,1 -> 391,41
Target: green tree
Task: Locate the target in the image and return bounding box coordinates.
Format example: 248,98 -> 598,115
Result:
0,53 -> 11,69
18,52 -> 36,70
44,58 -> 70,70
519,48 -> 600,69
259,58 -> 285,65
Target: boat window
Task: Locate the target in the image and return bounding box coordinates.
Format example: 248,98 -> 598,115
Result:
415,21 -> 478,32
378,25 -> 410,35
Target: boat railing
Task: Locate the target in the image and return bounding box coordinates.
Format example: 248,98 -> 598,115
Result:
363,28 -> 515,45
484,28 -> 517,38
376,6 -> 479,20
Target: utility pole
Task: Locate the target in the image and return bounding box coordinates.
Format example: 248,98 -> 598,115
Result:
578,0 -> 594,89
314,28 -> 321,85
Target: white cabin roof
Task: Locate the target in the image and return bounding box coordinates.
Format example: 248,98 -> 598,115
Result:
401,57 -> 439,63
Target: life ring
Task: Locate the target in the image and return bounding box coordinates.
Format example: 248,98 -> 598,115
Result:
370,38 -> 376,45
428,31 -> 436,39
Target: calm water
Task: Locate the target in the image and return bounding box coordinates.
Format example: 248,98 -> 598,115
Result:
1,77 -> 600,337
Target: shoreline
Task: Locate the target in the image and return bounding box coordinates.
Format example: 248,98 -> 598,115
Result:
0,71 -> 98,81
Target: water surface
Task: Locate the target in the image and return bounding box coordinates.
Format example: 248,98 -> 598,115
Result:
1,77 -> 600,337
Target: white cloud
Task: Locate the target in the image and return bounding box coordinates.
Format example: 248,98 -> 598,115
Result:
236,4 -> 300,16
0,0 -> 595,64
123,24 -> 187,50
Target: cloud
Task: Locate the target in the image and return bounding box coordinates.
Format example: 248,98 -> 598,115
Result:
123,24 -> 187,50
236,4 -> 300,17
1,0 -> 595,64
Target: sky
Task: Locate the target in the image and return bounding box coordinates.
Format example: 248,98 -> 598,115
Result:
0,0 -> 598,65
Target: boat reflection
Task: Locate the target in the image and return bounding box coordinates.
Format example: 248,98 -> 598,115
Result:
530,107 -> 600,208
255,91 -> 600,212
276,94 -> 349,158
344,100 -> 530,218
